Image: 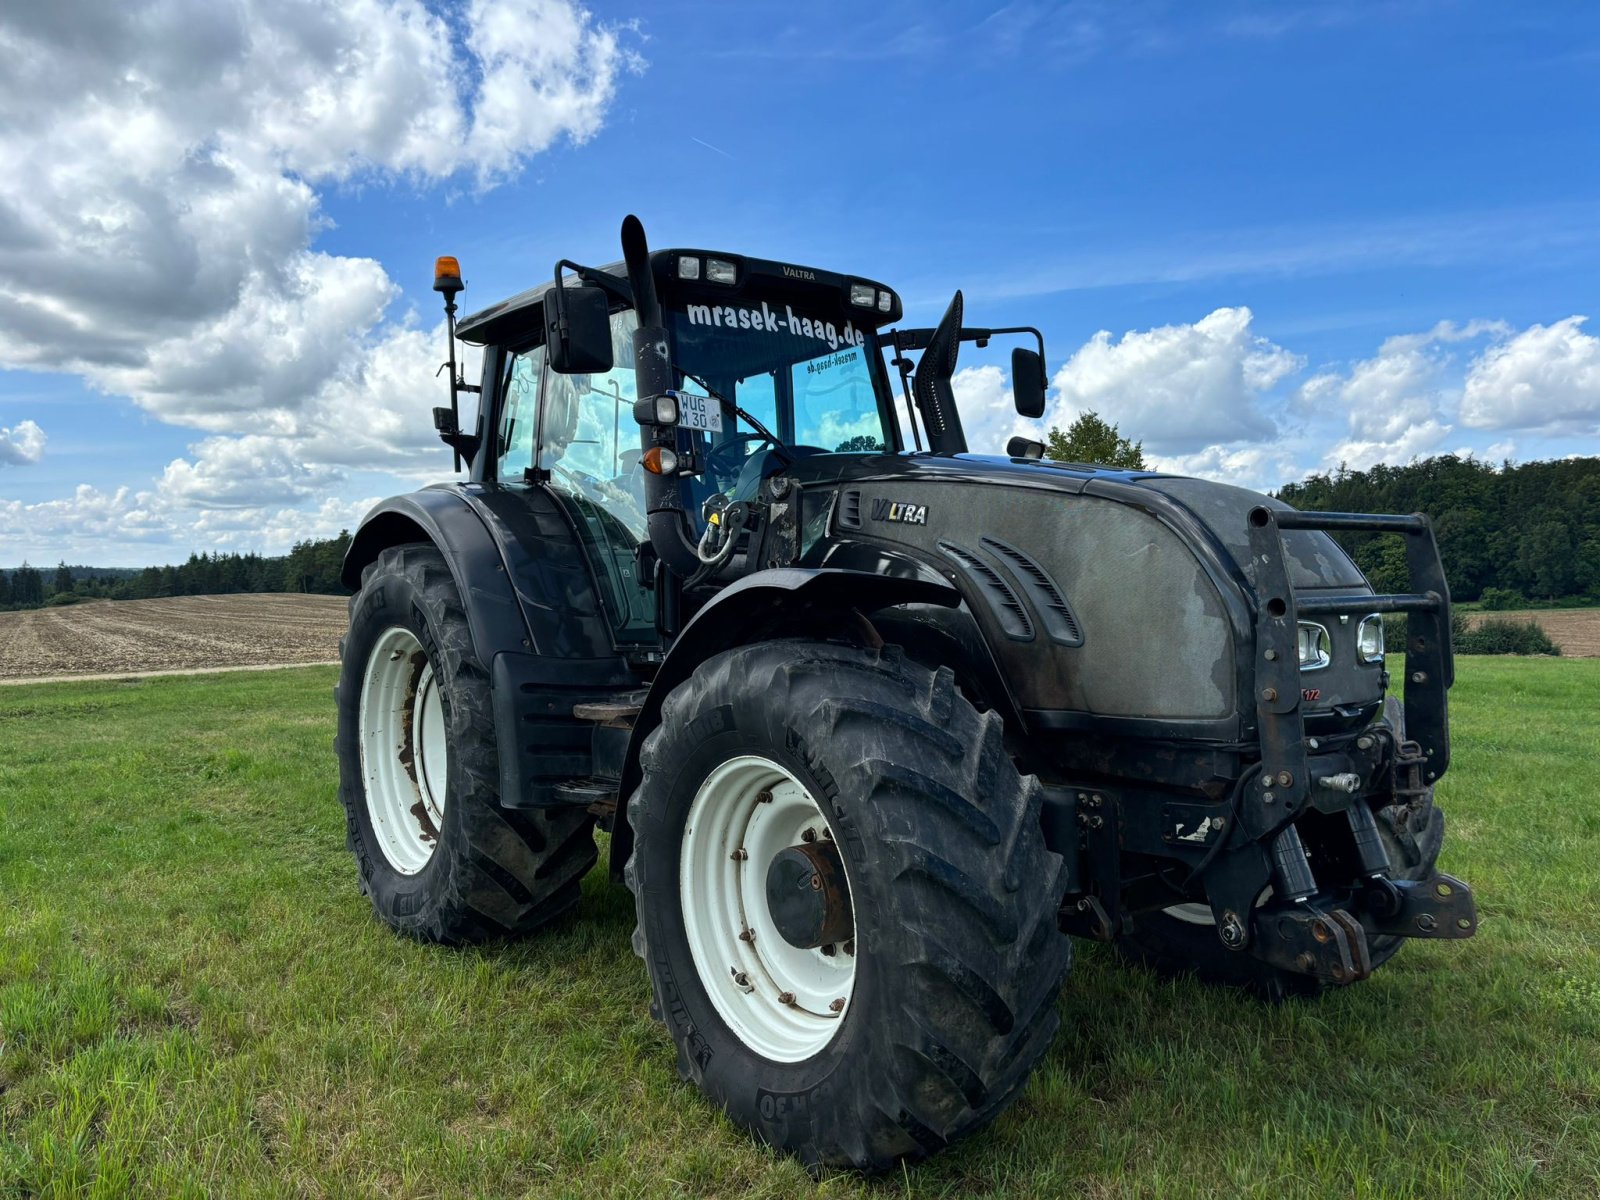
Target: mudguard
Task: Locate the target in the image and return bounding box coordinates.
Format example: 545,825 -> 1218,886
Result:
343,486 -> 640,811
342,486 -> 533,661
609,566 -> 960,876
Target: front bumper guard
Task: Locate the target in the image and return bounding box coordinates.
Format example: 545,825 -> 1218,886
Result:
1239,505 -> 1473,983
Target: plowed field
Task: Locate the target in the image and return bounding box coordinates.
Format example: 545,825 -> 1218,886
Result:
1467,607 -> 1600,657
0,594 -> 348,681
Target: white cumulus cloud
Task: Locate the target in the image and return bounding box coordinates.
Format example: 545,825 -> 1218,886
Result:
1460,316 -> 1600,434
0,419 -> 46,465
1045,307 -> 1301,452
0,0 -> 637,559
0,0 -> 634,440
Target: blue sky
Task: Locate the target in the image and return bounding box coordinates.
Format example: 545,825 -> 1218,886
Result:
2,0 -> 1597,566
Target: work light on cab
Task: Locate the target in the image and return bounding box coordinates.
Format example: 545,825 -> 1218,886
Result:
634,393 -> 680,427
705,258 -> 737,284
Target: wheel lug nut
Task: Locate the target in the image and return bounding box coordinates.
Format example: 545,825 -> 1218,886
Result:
777,991 -> 796,1006
820,943 -> 836,957
756,789 -> 773,804
829,997 -> 846,1013
738,928 -> 754,943
730,848 -> 748,861
842,939 -> 855,956
801,827 -> 817,842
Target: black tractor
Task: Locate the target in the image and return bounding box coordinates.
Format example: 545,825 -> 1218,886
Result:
334,216 -> 1477,1171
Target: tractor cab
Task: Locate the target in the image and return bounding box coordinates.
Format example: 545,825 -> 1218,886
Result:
430,220 -> 1049,658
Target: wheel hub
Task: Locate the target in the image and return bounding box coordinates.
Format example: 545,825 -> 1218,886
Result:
765,840 -> 854,950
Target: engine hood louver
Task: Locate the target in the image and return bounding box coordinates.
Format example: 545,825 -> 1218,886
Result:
837,488 -> 863,530
937,541 -> 1034,641
980,536 -> 1084,647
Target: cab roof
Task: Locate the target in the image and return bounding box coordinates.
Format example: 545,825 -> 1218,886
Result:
454,249 -> 902,348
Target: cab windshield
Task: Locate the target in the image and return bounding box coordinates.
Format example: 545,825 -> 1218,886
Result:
665,297 -> 895,456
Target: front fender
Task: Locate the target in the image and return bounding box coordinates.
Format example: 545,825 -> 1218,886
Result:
609,567 -> 959,877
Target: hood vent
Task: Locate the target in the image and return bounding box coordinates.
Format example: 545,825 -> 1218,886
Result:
937,541 -> 1034,641
981,536 -> 1084,646
837,489 -> 863,530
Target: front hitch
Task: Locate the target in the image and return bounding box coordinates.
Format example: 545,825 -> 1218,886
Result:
1247,871 -> 1478,985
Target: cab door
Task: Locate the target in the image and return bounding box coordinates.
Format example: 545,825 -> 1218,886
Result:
494,307 -> 658,649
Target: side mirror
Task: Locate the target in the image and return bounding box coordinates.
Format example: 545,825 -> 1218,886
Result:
548,284 -> 614,374
1011,347 -> 1047,418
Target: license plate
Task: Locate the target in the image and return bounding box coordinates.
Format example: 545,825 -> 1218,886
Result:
677,391 -> 723,433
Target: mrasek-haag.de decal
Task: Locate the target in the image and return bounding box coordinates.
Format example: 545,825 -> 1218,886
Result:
683,299 -> 867,352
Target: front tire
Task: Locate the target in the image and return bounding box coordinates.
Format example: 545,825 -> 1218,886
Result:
626,641 -> 1072,1171
335,544 -> 597,943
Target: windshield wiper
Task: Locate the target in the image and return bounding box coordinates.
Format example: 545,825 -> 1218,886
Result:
678,369 -> 791,460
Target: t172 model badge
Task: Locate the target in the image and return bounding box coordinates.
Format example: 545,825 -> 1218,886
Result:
870,499 -> 928,525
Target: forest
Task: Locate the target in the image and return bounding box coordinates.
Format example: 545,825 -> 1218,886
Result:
1277,455 -> 1600,603
0,533 -> 352,611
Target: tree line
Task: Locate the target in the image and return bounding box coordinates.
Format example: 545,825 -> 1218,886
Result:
5,426 -> 1597,611
0,532 -> 353,611
1277,455 -> 1600,603
1045,411 -> 1598,604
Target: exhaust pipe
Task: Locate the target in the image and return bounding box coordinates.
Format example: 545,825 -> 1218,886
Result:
621,215 -> 701,578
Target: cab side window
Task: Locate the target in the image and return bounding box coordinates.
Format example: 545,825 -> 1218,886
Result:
540,307 -> 654,643
497,343 -> 544,480
539,309 -> 646,540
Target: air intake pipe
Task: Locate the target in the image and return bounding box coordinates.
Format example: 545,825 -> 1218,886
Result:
912,290 -> 969,455
621,215 -> 702,578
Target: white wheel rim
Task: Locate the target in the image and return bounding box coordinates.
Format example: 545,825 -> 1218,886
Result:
680,755 -> 856,1062
358,626 -> 448,875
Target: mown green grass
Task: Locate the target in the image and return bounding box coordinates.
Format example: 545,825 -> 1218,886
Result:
1,660 -> 1597,1198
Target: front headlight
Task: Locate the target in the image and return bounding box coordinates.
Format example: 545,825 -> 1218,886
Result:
1357,614 -> 1385,663
1298,622 -> 1331,670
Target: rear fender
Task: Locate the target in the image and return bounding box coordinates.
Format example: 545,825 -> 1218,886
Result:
609,567 -> 961,877
343,487 -> 639,810
342,487 -> 532,661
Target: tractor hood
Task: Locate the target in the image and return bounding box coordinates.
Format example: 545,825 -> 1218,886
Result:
791,452 -> 1380,741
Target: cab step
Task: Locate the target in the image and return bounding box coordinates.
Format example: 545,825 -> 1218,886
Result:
552,777 -> 620,827
572,694 -> 646,728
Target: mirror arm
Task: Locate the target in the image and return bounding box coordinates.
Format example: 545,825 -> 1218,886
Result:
552,259 -> 633,308
880,324 -> 1047,361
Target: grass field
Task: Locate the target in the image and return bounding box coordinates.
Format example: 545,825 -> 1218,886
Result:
1,660 -> 1597,1198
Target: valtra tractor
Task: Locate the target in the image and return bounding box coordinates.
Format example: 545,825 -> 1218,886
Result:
334,215 -> 1477,1170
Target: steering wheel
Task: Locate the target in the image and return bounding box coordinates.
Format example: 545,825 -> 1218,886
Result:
703,432 -> 777,493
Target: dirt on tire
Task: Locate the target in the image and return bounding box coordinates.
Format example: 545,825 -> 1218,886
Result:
0,594 -> 348,681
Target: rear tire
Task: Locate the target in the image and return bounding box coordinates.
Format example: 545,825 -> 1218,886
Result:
1115,698 -> 1445,998
626,640 -> 1072,1171
335,544 -> 596,944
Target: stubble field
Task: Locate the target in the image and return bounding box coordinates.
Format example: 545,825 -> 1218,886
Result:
0,595 -> 348,682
